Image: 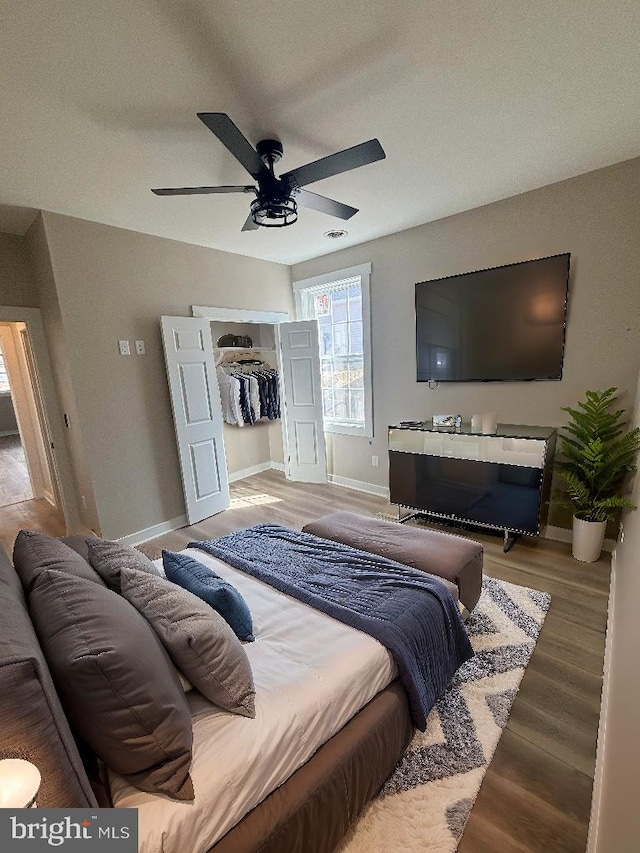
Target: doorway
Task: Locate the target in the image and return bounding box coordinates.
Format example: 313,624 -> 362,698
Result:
0,321 -> 65,550
0,306 -> 84,543
161,307 -> 328,526
0,338 -> 33,504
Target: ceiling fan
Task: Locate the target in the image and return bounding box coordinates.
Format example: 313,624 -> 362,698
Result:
151,113 -> 385,231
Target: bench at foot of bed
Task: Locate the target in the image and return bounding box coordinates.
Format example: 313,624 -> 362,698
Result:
302,511 -> 483,617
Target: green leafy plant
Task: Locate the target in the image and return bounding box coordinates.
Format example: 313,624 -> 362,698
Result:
553,387 -> 640,522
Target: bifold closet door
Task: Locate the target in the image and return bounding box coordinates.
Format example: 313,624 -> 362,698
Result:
161,316 -> 230,524
277,320 -> 327,483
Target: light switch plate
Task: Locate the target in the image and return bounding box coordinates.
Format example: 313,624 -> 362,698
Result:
135,340 -> 145,355
118,340 -> 131,356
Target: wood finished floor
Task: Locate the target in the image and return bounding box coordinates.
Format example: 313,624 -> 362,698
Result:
0,497 -> 66,556
138,470 -> 610,853
0,433 -> 33,505
0,432 -> 67,557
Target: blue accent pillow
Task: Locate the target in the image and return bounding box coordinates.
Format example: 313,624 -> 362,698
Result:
162,551 -> 255,642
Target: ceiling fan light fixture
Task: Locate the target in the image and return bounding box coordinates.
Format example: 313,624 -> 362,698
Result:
250,194 -> 298,227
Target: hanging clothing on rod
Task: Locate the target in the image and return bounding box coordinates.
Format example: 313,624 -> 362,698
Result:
216,360 -> 280,427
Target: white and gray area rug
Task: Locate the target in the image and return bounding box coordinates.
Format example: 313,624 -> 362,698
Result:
340,575 -> 551,853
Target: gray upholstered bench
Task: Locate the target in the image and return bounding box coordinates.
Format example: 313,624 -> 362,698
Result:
302,511 -> 483,617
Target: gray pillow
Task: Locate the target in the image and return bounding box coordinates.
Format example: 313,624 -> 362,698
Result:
60,534 -> 103,562
13,530 -> 105,593
119,567 -> 255,718
29,568 -> 194,801
87,539 -> 160,592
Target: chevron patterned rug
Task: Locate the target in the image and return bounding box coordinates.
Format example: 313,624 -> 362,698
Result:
340,575 -> 551,853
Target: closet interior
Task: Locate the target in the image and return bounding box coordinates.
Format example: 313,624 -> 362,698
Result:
208,321 -> 284,480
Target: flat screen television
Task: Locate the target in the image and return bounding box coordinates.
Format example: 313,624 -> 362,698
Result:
415,253 -> 570,382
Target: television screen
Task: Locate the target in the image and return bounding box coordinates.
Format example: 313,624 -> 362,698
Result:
415,253 -> 570,382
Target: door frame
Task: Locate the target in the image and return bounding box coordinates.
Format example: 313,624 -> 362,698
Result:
192,305 -> 294,481
192,306 -> 289,324
19,325 -> 58,505
0,323 -> 47,501
162,307 -> 329,517
0,306 -> 80,532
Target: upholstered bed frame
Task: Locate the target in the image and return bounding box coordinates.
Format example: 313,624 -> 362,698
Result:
0,540 -> 413,853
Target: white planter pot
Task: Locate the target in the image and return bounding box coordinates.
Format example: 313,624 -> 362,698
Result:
572,516 -> 606,562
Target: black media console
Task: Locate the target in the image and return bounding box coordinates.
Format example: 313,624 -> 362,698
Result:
388,422 -> 557,551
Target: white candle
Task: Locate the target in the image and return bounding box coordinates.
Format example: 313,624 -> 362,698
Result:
481,412 -> 498,434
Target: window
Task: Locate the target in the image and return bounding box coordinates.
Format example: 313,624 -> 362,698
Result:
293,263 -> 373,437
0,347 -> 10,394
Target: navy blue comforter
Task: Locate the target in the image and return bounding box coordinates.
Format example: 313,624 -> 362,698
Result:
189,524 -> 473,730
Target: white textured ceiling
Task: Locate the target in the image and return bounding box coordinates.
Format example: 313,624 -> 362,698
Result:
1,0 -> 639,264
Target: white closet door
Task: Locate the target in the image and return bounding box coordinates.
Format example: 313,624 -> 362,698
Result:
277,320 -> 327,483
161,316 -> 230,524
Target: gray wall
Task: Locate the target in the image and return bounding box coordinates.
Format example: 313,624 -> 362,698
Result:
40,212 -> 293,539
0,233 -> 39,308
292,157 -> 640,524
27,215 -> 97,532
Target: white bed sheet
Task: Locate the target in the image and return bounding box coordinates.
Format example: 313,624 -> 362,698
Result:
108,548 -> 397,853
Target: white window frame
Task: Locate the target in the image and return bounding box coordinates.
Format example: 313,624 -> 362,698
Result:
293,263 -> 373,438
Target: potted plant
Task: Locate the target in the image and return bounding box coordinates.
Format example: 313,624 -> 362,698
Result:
553,387 -> 640,562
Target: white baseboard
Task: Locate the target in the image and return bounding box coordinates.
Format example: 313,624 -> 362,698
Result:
327,473 -> 390,499
544,524 -> 616,552
119,462 -> 286,545
229,463 -> 385,499
116,514 -> 188,547
228,461 -> 273,482
0,429 -> 19,437
587,546 -> 617,852
228,460 -> 287,482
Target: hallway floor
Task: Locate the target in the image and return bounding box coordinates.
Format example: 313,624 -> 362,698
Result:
0,431 -> 66,554
0,433 -> 33,504
0,497 -> 66,556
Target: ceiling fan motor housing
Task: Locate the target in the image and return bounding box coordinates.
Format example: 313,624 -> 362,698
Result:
257,139 -> 283,166
252,139 -> 298,225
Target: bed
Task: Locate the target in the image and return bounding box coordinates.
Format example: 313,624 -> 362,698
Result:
0,526 -> 473,853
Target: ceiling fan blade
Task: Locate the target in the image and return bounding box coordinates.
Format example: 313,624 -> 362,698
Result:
282,139 -> 385,189
296,189 -> 358,220
197,113 -> 269,180
151,185 -> 255,196
241,213 -> 259,232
